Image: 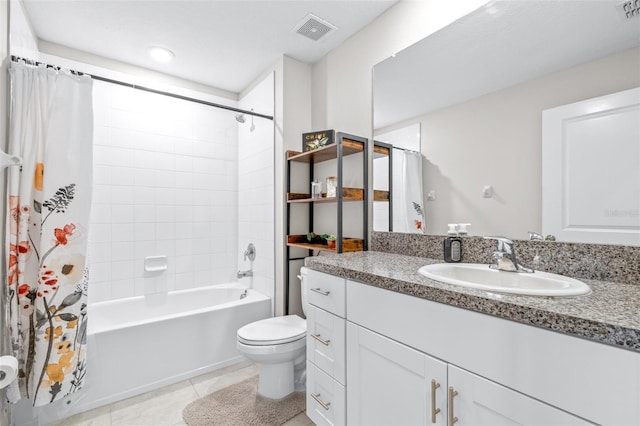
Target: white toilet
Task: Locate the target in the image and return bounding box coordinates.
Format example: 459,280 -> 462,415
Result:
236,269 -> 309,399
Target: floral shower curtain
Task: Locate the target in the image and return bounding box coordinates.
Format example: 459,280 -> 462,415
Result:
6,62 -> 93,406
401,150 -> 426,234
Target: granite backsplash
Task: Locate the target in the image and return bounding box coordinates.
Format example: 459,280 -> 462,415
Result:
370,232 -> 640,286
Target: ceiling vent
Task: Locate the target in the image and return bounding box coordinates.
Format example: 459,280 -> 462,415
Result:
293,13 -> 337,41
618,0 -> 640,19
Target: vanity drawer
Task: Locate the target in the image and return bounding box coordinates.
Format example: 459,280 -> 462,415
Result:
305,268 -> 346,317
307,304 -> 346,385
307,361 -> 346,426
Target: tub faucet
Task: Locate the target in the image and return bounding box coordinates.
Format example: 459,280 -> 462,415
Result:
484,236 -> 534,273
237,269 -> 253,279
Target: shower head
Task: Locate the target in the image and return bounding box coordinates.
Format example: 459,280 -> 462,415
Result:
235,113 -> 246,123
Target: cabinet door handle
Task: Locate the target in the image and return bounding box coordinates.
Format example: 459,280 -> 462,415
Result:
311,287 -> 330,296
312,333 -> 331,346
311,393 -> 331,410
448,386 -> 459,426
431,379 -> 441,423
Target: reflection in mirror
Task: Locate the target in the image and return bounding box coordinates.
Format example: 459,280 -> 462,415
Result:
373,124 -> 423,233
372,0 -> 640,244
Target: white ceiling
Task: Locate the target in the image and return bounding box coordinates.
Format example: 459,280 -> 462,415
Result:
21,0 -> 397,93
373,0 -> 640,129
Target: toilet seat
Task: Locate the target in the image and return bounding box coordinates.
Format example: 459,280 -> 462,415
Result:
237,315 -> 306,346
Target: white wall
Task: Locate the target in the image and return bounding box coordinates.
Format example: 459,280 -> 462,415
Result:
7,5 -> 272,304
89,82 -> 240,302
39,41 -> 237,102
237,72 -> 275,306
8,0 -> 38,59
260,56 -> 312,317
312,0 -> 487,135
309,0 -> 487,249
409,47 -> 640,238
312,0 -> 639,240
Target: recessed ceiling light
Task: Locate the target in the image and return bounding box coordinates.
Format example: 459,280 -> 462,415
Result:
148,46 -> 175,63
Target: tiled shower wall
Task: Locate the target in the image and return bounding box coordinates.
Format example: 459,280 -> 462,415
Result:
88,81 -> 239,302
237,73 -> 275,303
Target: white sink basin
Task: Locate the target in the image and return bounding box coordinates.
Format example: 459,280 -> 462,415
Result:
418,263 -> 591,297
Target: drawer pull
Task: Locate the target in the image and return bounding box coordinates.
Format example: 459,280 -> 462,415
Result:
448,386 -> 458,426
312,333 -> 331,346
430,379 -> 441,423
311,288 -> 330,296
311,393 -> 331,410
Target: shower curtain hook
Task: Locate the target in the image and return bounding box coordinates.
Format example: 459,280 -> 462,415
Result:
0,150 -> 22,169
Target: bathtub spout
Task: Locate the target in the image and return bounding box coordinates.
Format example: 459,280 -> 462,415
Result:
237,270 -> 253,279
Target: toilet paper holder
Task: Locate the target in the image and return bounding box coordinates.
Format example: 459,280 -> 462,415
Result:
0,355 -> 19,390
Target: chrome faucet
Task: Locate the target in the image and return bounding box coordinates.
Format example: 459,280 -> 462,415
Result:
244,243 -> 256,262
237,269 -> 253,278
528,231 -> 544,241
484,236 -> 533,273
237,243 -> 256,279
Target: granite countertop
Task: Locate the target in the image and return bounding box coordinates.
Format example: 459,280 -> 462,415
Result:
304,251 -> 640,353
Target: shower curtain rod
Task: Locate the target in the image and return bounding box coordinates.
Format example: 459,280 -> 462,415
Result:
393,146 -> 421,154
376,144 -> 420,154
10,55 -> 274,121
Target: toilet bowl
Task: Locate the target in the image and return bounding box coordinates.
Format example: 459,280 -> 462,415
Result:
237,315 -> 306,399
236,268 -> 309,399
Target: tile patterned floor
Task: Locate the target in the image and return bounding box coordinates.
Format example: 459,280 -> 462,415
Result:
58,361 -> 313,426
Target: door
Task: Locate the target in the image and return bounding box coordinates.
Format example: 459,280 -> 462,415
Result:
346,322 -> 448,426
542,87 -> 640,245
448,365 -> 593,425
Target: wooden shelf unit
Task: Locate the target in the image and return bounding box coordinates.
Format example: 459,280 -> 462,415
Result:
287,187 -> 364,203
373,144 -> 390,158
373,190 -> 390,202
285,132 -> 369,314
373,140 -> 393,232
287,235 -> 364,253
286,138 -> 365,163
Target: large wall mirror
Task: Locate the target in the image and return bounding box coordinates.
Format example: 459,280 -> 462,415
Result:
372,0 -> 640,245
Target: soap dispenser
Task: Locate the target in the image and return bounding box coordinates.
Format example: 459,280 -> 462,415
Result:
444,224 -> 462,263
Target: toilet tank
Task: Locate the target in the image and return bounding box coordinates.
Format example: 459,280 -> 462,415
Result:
299,267 -> 310,317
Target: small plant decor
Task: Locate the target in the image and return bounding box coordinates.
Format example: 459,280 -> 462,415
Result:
325,234 -> 337,249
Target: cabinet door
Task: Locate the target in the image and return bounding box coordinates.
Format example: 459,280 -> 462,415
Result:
448,365 -> 593,426
307,361 -> 346,426
347,322 -> 448,426
307,304 -> 346,385
306,268 -> 346,317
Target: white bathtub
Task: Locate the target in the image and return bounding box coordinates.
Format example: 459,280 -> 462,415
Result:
63,284 -> 270,417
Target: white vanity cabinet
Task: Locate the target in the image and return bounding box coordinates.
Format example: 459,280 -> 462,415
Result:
347,322 -> 447,425
304,269 -> 347,426
343,278 -> 640,425
347,322 -> 589,426
447,365 -> 590,426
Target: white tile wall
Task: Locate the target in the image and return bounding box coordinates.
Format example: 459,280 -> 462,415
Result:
237,73 -> 275,304
88,82 -> 240,303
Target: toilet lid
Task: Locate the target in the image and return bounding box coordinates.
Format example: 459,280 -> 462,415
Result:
238,315 -> 306,346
